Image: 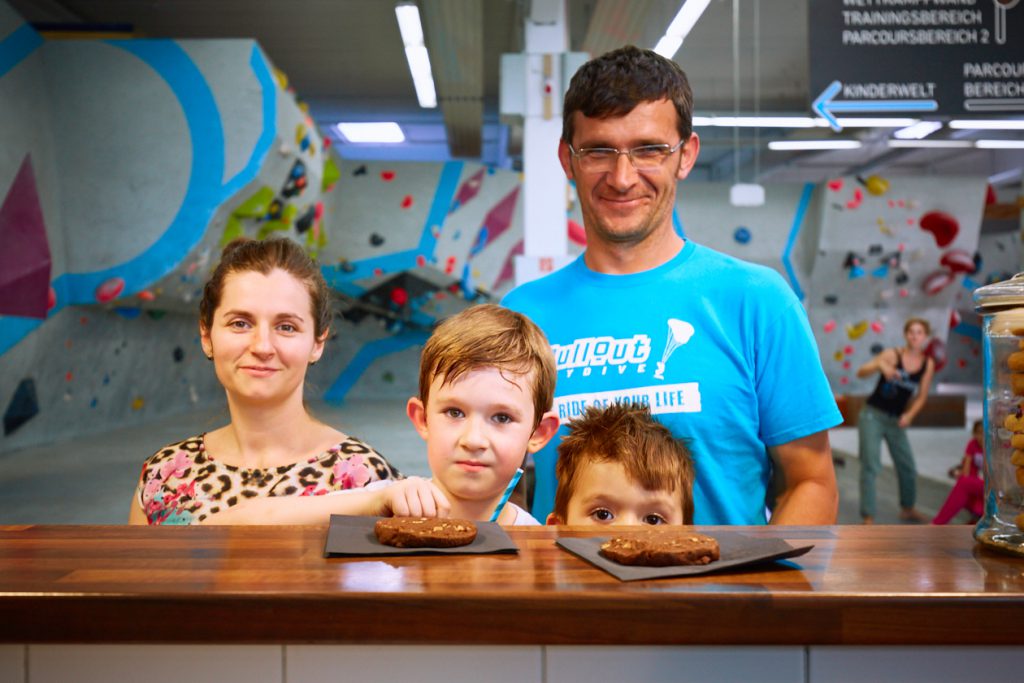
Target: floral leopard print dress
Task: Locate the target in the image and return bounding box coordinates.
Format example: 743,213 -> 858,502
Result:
134,434 -> 403,524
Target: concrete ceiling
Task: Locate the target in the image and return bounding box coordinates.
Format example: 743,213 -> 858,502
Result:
9,0 -> 1024,191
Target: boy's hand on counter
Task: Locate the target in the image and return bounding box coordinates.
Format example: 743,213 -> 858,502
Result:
379,476 -> 451,519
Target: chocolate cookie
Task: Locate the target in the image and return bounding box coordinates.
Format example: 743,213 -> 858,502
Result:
374,517 -> 477,548
599,530 -> 720,567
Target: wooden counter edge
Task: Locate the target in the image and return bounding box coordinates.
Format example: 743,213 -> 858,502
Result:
4,592 -> 1024,645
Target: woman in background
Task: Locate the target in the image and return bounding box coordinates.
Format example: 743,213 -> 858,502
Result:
855,318 -> 935,524
129,237 -> 444,524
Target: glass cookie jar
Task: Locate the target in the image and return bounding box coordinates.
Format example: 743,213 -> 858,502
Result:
974,274 -> 1024,556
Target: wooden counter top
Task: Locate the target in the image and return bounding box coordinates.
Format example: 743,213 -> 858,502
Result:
2,524 -> 1022,645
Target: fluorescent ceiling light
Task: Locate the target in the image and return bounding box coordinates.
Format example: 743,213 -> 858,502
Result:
693,116 -> 818,128
949,119 -> 1024,130
653,0 -> 712,58
691,116 -> 918,129
395,3 -> 437,108
887,139 -> 973,148
653,35 -> 684,58
833,118 -> 918,128
336,122 -> 406,143
894,120 -> 943,139
768,140 -> 861,151
976,139 -> 1024,149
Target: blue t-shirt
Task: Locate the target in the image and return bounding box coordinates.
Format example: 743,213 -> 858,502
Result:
502,240 -> 841,524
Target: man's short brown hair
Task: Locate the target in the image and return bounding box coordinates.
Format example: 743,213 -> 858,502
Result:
417,304 -> 555,426
562,44 -> 694,145
554,402 -> 695,523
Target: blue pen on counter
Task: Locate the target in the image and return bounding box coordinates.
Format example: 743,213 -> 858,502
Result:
489,467 -> 524,523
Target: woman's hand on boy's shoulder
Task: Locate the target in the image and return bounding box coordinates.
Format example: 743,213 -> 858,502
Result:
378,476 -> 451,519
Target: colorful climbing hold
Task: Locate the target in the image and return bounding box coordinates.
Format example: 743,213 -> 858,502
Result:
919,211 -> 959,248
95,277 -> 125,303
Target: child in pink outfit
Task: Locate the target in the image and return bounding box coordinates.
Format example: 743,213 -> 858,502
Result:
932,421 -> 985,525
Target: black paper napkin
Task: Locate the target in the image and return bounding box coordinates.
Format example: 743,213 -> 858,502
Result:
556,530 -> 813,581
323,514 -> 520,557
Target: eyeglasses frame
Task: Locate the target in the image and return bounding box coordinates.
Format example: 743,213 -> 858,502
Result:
566,139 -> 688,171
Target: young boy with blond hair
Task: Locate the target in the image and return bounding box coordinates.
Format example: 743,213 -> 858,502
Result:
406,304 -> 560,525
547,402 -> 695,526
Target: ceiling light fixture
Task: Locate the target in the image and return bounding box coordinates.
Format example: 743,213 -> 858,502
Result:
395,2 -> 437,108
690,116 -> 919,129
949,119 -> 1024,130
886,139 -> 973,148
694,115 -> 819,128
976,139 -> 1024,149
336,122 -> 406,143
768,140 -> 862,151
654,0 -> 713,58
893,121 -> 944,139
834,118 -> 919,128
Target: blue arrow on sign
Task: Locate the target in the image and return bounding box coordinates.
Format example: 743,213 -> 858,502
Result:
813,80 -> 939,132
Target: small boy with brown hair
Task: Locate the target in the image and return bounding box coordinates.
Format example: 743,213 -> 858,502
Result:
547,402 -> 695,526
406,304 -> 560,525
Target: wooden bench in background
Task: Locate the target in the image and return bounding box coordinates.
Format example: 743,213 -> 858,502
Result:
836,394 -> 966,428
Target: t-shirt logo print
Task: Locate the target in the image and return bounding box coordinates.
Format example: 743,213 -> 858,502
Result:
654,319 -> 695,380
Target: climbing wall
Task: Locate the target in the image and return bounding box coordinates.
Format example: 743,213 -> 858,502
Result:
313,160 -> 529,404
0,3 -> 336,451
942,225 -> 1023,385
806,175 -> 987,392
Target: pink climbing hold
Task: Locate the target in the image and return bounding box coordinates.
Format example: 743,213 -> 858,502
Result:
95,277 -> 125,303
389,287 -> 409,307
939,249 -> 975,274
921,270 -> 954,296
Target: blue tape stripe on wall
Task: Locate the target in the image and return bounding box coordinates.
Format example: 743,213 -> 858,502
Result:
0,40 -> 275,357
323,250 -> 421,286
223,45 -> 275,194
324,330 -> 430,403
0,23 -> 42,79
782,182 -> 815,301
321,160 -> 464,289
55,40 -> 225,304
953,321 -> 982,341
418,161 -> 464,253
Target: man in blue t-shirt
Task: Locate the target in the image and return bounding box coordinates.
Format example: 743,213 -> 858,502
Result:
503,46 -> 841,525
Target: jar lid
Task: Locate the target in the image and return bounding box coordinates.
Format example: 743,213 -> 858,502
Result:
974,273 -> 1024,311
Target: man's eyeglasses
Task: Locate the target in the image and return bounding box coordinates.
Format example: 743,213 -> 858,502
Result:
567,140 -> 686,172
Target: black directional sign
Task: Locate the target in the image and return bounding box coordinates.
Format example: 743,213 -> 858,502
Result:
809,0 -> 1024,129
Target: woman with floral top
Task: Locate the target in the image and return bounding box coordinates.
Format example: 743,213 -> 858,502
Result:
129,237 -> 448,525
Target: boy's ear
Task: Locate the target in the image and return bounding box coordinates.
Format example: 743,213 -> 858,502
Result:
406,397 -> 429,441
545,512 -> 563,525
527,410 -> 560,454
